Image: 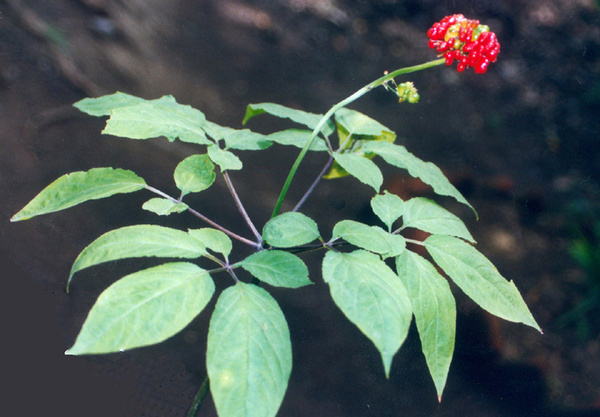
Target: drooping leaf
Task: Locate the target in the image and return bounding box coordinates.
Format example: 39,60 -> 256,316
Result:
73,91 -> 147,117
68,225 -> 206,286
103,95 -> 211,145
239,250 -> 312,288
188,228 -> 233,258
332,153 -> 383,192
66,262 -> 214,355
402,197 -> 475,243
332,220 -> 405,258
263,212 -> 320,248
173,154 -> 216,197
207,144 -> 243,171
243,102 -> 335,137
142,198 -> 189,216
11,168 -> 146,222
363,141 -> 475,214
207,282 -> 292,417
396,250 -> 456,400
322,250 -> 412,377
425,235 -> 541,332
370,191 -> 405,231
266,129 -> 329,151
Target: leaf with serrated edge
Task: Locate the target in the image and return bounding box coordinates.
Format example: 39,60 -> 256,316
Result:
334,107 -> 393,137
363,141 -> 475,214
425,235 -> 541,332
396,250 -> 456,400
239,250 -> 312,288
371,191 -> 404,231
207,283 -> 292,417
11,168 -> 146,222
103,96 -> 211,145
142,198 -> 189,216
332,153 -> 383,192
263,212 -> 320,248
68,225 -> 206,287
174,154 -> 216,197
402,197 -> 475,243
322,250 -> 412,376
188,228 -> 232,257
332,220 -> 405,258
66,262 -> 214,355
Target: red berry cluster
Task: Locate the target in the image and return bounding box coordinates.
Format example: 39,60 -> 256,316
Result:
427,14 -> 500,74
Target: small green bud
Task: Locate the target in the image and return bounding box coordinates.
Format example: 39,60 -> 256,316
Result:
396,82 -> 420,104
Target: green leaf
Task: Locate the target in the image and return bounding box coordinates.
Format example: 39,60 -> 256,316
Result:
239,250 -> 312,288
332,220 -> 405,258
103,95 -> 211,145
370,191 -> 404,231
174,154 -> 216,197
69,225 -> 206,286
402,197 -> 475,243
263,212 -> 320,248
207,144 -> 243,171
188,228 -> 233,258
142,198 -> 189,216
223,129 -> 272,151
11,168 -> 146,222
425,235 -> 541,332
207,282 -> 292,417
363,141 -> 475,214
334,107 -> 393,137
322,250 -> 412,377
243,102 -> 335,137
73,92 -> 147,117
325,108 -> 396,180
266,129 -> 329,151
66,262 -> 214,355
396,250 -> 456,400
332,153 -> 383,192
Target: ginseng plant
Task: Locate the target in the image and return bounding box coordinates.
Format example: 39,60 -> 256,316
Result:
11,14 -> 541,417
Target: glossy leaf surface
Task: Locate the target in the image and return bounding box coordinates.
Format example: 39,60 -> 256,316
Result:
396,250 -> 456,400
207,283 -> 292,417
425,235 -> 541,331
11,168 -> 146,222
239,250 -> 311,288
66,262 -> 214,354
322,250 -> 412,376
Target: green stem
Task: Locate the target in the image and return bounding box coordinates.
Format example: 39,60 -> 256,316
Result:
186,377 -> 210,417
270,57 -> 445,218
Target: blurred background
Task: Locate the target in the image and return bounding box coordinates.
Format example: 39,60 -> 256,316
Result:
1,1 -> 599,416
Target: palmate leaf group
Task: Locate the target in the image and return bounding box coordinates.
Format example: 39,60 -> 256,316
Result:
11,92 -> 541,417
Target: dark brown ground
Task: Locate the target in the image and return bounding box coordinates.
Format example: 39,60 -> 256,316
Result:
1,1 -> 599,416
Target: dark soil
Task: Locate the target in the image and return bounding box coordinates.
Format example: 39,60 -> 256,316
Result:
1,1 -> 599,416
